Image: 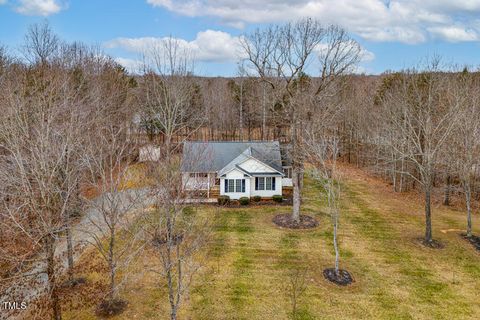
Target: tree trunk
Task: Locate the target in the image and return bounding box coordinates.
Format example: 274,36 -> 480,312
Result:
399,158 -> 405,192
239,80 -> 243,140
443,175 -> 451,206
45,235 -> 62,320
292,166 -> 301,223
464,182 -> 473,238
262,83 -> 266,140
333,212 -> 339,273
108,228 -> 116,302
66,225 -> 74,281
425,186 -> 433,243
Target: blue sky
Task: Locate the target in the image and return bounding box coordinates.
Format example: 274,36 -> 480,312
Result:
1,0 -> 480,76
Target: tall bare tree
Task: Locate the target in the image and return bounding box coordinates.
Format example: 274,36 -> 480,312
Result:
22,21 -> 60,65
138,37 -> 201,152
138,38 -> 208,320
80,59 -> 143,315
449,71 -> 480,238
377,63 -> 461,245
0,61 -> 86,319
240,18 -> 360,223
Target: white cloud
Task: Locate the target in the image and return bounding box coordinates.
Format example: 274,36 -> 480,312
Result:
105,30 -> 244,63
146,0 -> 480,44
0,0 -> 7,5
428,26 -> 479,42
114,57 -> 144,74
360,47 -> 375,62
15,0 -> 62,16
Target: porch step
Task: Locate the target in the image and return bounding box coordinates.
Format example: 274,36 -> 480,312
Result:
209,187 -> 220,198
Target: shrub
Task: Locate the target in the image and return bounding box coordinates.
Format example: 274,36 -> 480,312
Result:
239,197 -> 250,205
252,195 -> 262,202
218,195 -> 230,205
272,195 -> 283,203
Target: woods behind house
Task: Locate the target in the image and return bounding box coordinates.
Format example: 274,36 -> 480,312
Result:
1,20 -> 480,320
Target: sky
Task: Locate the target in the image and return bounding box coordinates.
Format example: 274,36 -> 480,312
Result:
1,0 -> 480,76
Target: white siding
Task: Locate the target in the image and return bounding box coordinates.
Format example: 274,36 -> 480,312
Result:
220,169 -> 250,199
240,158 -> 277,173
282,178 -> 292,187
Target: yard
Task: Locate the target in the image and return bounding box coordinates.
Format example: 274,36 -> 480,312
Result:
63,165 -> 480,319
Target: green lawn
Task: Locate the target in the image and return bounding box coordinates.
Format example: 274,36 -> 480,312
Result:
64,166 -> 480,319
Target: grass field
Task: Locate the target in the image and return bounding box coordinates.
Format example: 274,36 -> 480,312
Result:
64,165 -> 480,320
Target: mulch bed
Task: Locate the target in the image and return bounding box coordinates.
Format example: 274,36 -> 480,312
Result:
323,268 -> 354,286
272,214 -> 319,229
461,234 -> 480,252
215,200 -> 293,208
96,298 -> 128,317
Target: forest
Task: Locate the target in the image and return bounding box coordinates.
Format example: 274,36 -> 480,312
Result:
0,19 -> 479,320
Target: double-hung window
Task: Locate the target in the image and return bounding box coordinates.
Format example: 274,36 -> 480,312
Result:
255,177 -> 275,190
225,179 -> 245,193
266,177 -> 272,190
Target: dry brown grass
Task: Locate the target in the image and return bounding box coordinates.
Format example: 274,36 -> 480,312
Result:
64,164 -> 480,320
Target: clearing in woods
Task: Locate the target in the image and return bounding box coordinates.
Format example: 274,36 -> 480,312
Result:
64,165 -> 480,319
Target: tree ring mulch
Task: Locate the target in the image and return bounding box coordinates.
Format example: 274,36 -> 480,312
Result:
417,238 -> 445,249
272,214 -> 319,229
323,268 -> 354,286
461,233 -> 480,252
96,298 -> 128,317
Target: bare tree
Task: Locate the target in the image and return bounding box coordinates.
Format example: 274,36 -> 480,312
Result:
450,71 -> 480,238
378,62 -> 461,245
0,61 -> 85,319
303,88 -> 354,284
240,18 -> 360,223
138,37 -> 201,152
286,267 -> 308,319
141,153 -> 208,320
80,60 -> 143,315
22,21 -> 60,65
138,38 -> 208,320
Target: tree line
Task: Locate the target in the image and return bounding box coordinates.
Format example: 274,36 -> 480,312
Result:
0,19 -> 479,319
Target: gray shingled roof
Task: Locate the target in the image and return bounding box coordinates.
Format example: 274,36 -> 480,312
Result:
181,141 -> 284,173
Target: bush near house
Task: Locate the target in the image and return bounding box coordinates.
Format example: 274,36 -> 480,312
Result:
252,195 -> 262,202
272,195 -> 283,203
217,195 -> 230,205
239,197 -> 250,205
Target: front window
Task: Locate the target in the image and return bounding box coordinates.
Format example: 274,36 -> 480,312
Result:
255,177 -> 275,190
225,179 -> 245,193
266,177 -> 272,190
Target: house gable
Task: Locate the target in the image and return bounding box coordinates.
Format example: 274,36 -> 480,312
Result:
219,152 -> 284,177
238,158 -> 282,175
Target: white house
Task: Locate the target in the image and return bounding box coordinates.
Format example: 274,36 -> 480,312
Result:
181,141 -> 292,200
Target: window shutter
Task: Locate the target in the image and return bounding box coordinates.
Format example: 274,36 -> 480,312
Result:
272,177 -> 276,190
255,177 -> 258,190
242,179 -> 245,192
224,179 -> 228,193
